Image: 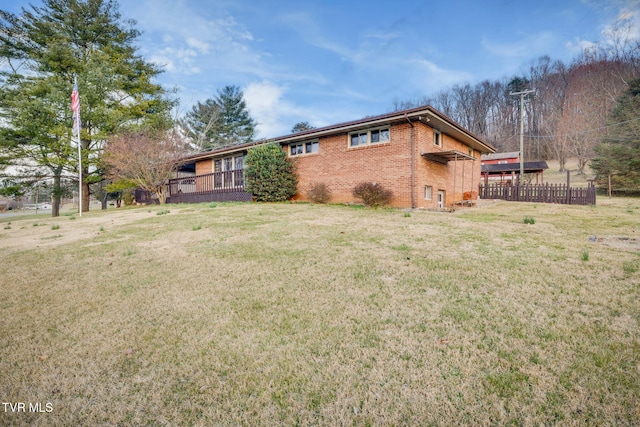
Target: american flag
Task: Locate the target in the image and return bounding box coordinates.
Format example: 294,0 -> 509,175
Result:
71,81 -> 80,137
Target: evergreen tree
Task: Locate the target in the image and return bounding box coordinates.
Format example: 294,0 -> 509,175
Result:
244,142 -> 297,202
591,78 -> 640,192
179,98 -> 220,152
0,0 -> 174,216
291,121 -> 315,133
181,85 -> 256,151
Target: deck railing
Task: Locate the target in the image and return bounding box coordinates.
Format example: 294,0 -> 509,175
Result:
168,169 -> 251,203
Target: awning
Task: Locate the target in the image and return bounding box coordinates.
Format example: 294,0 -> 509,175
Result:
481,161 -> 548,174
421,150 -> 476,165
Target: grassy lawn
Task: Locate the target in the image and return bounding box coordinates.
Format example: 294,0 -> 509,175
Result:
1,199 -> 638,426
542,159 -> 592,187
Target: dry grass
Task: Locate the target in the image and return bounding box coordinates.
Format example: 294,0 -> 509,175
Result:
544,158 -> 593,187
1,199 -> 639,426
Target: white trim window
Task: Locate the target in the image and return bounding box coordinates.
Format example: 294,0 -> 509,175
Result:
290,140 -> 319,156
424,185 -> 433,201
349,127 -> 390,147
433,129 -> 442,147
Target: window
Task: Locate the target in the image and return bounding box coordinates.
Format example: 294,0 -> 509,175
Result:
350,132 -> 367,147
234,155 -> 244,170
349,127 -> 390,147
224,157 -> 233,171
371,128 -> 389,143
234,156 -> 244,186
213,159 -> 222,188
305,141 -> 319,154
290,140 -> 319,156
424,185 -> 433,201
433,129 -> 442,147
214,156 -> 243,188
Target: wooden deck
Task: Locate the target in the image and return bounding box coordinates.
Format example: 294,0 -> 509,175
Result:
167,170 -> 252,203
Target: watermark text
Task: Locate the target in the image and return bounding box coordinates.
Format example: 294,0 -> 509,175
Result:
2,402 -> 53,413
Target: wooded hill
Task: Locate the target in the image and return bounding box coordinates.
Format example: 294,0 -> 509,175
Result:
394,27 -> 640,175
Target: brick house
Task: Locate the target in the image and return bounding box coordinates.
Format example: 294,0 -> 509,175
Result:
169,105 -> 496,208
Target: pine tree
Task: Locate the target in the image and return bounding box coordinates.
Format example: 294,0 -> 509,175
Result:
181,85 -> 256,151
291,121 -> 315,133
0,0 -> 173,215
591,78 -> 640,193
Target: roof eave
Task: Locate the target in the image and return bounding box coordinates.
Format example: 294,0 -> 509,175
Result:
181,105 -> 496,162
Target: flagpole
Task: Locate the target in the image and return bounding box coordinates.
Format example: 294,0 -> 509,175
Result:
72,76 -> 82,217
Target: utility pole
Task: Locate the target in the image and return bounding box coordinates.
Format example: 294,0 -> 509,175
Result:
510,89 -> 535,181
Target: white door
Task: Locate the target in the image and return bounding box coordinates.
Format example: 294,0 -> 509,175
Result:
437,191 -> 445,208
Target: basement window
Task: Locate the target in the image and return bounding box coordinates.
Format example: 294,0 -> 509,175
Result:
424,185 -> 433,201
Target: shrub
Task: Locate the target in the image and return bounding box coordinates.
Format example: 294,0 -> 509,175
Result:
523,217 -> 535,224
352,182 -> 393,207
122,188 -> 135,206
245,142 -> 298,202
307,182 -> 332,204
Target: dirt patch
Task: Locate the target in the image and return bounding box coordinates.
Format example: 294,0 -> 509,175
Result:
0,209 -> 157,252
591,235 -> 640,252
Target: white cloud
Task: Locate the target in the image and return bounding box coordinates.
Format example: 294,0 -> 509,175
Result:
279,11 -> 361,62
243,80 -> 352,138
409,59 -> 474,89
566,38 -> 598,55
243,81 -> 289,138
186,37 -> 210,54
566,3 -> 640,56
121,0 -> 261,78
149,54 -> 176,72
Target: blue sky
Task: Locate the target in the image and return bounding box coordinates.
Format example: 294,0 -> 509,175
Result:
4,0 -> 640,138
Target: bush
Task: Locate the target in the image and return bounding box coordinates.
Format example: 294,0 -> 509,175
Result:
245,142 -> 298,202
352,182 -> 393,207
307,182 -> 332,204
122,188 -> 135,206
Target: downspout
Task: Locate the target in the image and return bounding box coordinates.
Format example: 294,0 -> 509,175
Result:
405,114 -> 416,208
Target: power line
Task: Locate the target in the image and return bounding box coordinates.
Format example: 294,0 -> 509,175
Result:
522,117 -> 640,139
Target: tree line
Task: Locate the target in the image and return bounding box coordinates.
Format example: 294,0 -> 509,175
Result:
392,21 -> 640,178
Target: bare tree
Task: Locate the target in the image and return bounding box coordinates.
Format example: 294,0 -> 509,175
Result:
103,130 -> 189,204
557,57 -> 633,173
391,20 -> 640,169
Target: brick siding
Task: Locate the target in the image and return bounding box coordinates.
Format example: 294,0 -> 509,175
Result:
292,122 -> 481,208
193,121 -> 484,208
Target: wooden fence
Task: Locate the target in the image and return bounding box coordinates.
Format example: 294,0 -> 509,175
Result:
479,183 -> 596,205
